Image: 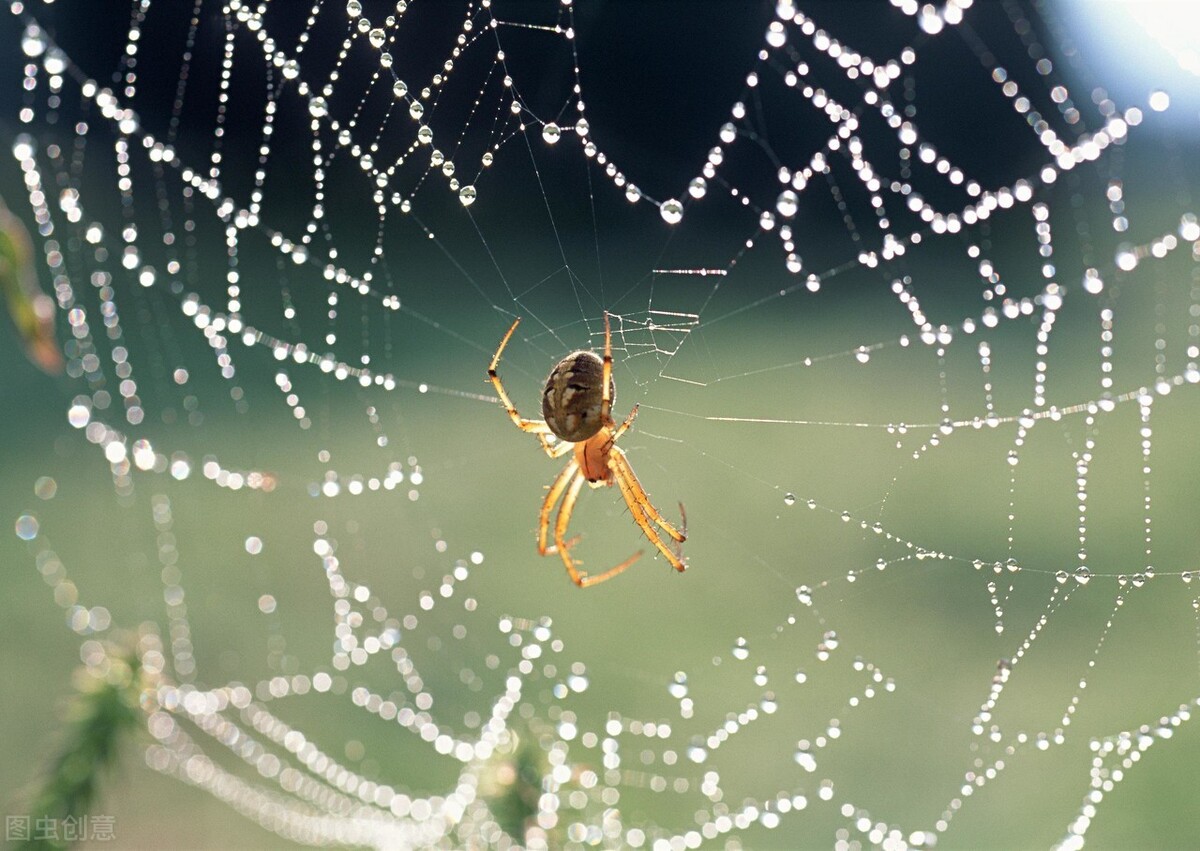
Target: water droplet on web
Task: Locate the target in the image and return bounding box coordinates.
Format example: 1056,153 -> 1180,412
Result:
574,117 -> 589,136
21,25 -> 46,58
794,746 -> 816,772
409,101 -> 424,120
567,673 -> 588,692
1182,571 -> 1193,584
1148,89 -> 1170,112
308,97 -> 328,118
15,514 -> 39,540
794,669 -> 808,684
282,59 -> 299,80
667,671 -> 688,698
760,693 -> 778,713
776,190 -> 798,218
245,536 -> 263,555
1055,569 -> 1069,584
687,744 -> 707,763
786,253 -> 802,274
719,122 -> 736,144
345,0 -> 362,16
368,28 -> 386,49
458,185 -> 476,207
783,492 -> 795,506
34,477 -> 57,500
393,80 -> 408,99
542,123 -> 561,144
660,199 -> 683,225
731,637 -> 750,660
796,585 -> 812,606
481,151 -> 493,167
688,177 -> 707,199
1074,566 -> 1091,585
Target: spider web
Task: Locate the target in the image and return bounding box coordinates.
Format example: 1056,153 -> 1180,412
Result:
3,0 -> 1200,848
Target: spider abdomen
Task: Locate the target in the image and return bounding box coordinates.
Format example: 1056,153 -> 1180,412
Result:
542,350 -> 613,442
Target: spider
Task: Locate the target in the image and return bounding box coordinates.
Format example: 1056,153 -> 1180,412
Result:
488,313 -> 687,587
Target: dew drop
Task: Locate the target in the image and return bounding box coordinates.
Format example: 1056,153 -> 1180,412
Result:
783,492 -> 796,506
308,97 -> 328,118
1055,569 -> 1069,585
688,177 -> 707,199
368,27 -> 386,48
794,748 -> 817,772
409,101 -> 424,120
776,189 -> 799,218
15,514 -> 39,541
458,185 -> 477,207
574,117 -> 589,136
34,477 -> 57,500
731,637 -> 750,660
21,25 -> 46,58
393,79 -> 408,99
660,199 -> 684,225
282,59 -> 300,80
1073,566 -> 1092,585
542,122 -> 561,144
667,671 -> 688,699
795,585 -> 812,606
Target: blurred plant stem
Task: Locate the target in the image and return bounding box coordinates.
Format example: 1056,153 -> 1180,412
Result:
18,641 -> 148,849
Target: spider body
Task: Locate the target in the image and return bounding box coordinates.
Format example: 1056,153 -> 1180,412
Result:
541,350 -> 612,443
488,313 -> 686,587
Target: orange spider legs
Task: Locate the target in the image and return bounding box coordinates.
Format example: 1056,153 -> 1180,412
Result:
534,405 -> 687,588
488,316 -> 567,459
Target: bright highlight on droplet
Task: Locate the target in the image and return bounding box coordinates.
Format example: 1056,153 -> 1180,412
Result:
245,536 -> 263,555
